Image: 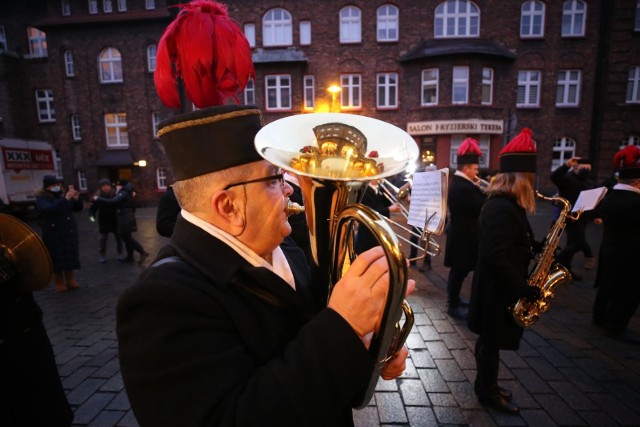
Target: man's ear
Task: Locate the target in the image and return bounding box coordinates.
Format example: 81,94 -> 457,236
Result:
210,190 -> 244,227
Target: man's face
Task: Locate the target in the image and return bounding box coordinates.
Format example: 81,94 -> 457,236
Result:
101,184 -> 111,192
236,161 -> 293,256
463,164 -> 479,181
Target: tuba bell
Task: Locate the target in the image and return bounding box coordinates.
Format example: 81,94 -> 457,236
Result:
255,113 -> 418,409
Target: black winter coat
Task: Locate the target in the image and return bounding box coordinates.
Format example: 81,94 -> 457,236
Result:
117,217 -> 373,426
35,190 -> 82,272
96,183 -> 137,234
444,174 -> 486,271
89,190 -> 118,234
468,195 -> 535,350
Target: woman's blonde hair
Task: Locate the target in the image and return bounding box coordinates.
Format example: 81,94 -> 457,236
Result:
486,172 -> 536,213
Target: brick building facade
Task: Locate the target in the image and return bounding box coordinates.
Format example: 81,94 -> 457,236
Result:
1,0 -> 638,205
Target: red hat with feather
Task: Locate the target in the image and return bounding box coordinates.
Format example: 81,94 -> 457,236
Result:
155,0 -> 261,181
613,145 -> 640,180
456,137 -> 482,165
499,128 -> 537,173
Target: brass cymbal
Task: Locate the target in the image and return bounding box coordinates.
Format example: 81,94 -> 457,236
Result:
0,213 -> 52,291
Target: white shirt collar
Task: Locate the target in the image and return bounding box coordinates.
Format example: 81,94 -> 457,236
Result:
613,183 -> 640,195
454,170 -> 474,183
180,209 -> 296,289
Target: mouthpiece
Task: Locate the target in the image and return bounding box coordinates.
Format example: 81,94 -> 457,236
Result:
286,201 -> 305,217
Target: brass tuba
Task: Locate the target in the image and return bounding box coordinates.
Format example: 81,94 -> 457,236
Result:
255,113 -> 418,409
510,193 -> 582,327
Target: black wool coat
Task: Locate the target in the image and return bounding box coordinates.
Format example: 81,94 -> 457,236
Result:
444,174 -> 486,271
468,195 -> 535,350
89,190 -> 118,234
117,217 -> 373,427
96,183 -> 137,234
35,190 -> 82,272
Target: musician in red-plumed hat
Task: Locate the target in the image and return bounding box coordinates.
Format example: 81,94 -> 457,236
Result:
592,145 -> 640,343
116,2 -> 413,425
444,138 -> 486,320
468,128 -> 542,414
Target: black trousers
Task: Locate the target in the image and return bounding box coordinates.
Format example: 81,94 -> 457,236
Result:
120,232 -> 144,257
556,220 -> 592,270
447,267 -> 470,306
99,231 -> 123,255
474,336 -> 500,398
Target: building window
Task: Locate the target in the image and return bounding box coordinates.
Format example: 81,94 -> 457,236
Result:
300,21 -> 311,45
377,5 -> 399,42
147,44 -> 157,72
481,67 -> 494,105
435,0 -> 480,38
340,74 -> 361,110
103,0 -> 113,13
71,115 -> 81,140
244,23 -> 255,47
626,66 -> 640,103
27,27 -> 48,58
263,8 -> 292,47
452,66 -> 469,104
77,170 -> 88,191
99,47 -> 123,83
145,0 -> 155,10
620,135 -> 640,149
521,1 -> 545,38
35,89 -> 55,123
104,113 -> 128,148
117,0 -> 127,12
88,0 -> 98,14
61,0 -> 71,16
303,75 -> 315,110
0,26 -> 7,50
244,78 -> 255,105
552,137 -> 576,170
517,70 -> 541,108
157,167 -> 167,190
151,112 -> 161,139
54,150 -> 62,179
265,75 -> 291,111
421,69 -> 439,106
377,73 -> 398,109
556,70 -> 581,107
562,0 -> 586,37
64,50 -> 75,77
339,6 -> 362,44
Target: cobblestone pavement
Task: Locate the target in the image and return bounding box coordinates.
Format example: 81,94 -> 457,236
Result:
27,200 -> 640,426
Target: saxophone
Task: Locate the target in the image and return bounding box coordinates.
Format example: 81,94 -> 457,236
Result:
511,192 -> 582,328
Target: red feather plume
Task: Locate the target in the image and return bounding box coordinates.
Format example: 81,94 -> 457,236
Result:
457,137 -> 482,156
154,0 -> 255,109
613,145 -> 640,169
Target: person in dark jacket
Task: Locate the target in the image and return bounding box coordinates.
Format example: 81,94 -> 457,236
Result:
0,216 -> 74,426
155,185 -> 181,238
550,156 -> 595,280
94,179 -> 148,264
444,138 -> 487,320
90,179 -> 123,262
592,145 -> 640,343
468,129 -> 542,414
354,179 -> 401,254
35,175 -> 82,292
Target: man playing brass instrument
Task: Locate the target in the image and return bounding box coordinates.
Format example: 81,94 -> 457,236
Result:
116,2 -> 413,425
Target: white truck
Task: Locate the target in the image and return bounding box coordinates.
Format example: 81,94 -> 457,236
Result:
0,138 -> 57,215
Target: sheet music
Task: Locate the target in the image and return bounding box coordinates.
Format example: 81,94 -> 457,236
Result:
572,186 -> 608,212
407,168 -> 449,235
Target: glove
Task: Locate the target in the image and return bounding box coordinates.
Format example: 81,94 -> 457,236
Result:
90,216 -> 96,222
521,286 -> 542,302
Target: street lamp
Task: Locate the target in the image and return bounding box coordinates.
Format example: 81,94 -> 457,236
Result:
327,85 -> 341,112
134,160 -> 147,167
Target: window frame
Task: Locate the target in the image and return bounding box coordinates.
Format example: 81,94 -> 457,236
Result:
434,0 -> 480,38
556,70 -> 582,107
27,27 -> 48,58
300,21 -> 311,45
104,113 -> 129,148
77,170 -> 88,191
98,47 -> 123,84
103,0 -> 113,13
620,135 -> 640,149
146,44 -> 157,73
376,72 -> 398,109
626,66 -> 640,104
71,114 -> 82,140
340,74 -> 362,110
61,0 -> 71,16
303,75 -> 315,111
265,74 -> 292,111
452,66 -> 469,105
551,137 -> 576,171
244,78 -> 255,105
339,6 -> 362,44
156,167 -> 168,190
151,112 -> 161,139
88,0 -> 98,14
520,1 -> 545,38
481,67 -> 494,105
117,0 -> 127,12
517,70 -> 541,108
421,68 -> 439,106
263,8 -> 293,47
244,23 -> 256,48
35,89 -> 56,123
377,5 -> 399,42
145,0 -> 155,10
561,0 -> 586,37
64,50 -> 75,77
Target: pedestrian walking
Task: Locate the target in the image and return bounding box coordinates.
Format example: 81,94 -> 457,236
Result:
155,185 -> 180,238
90,179 -> 123,262
35,175 -> 82,292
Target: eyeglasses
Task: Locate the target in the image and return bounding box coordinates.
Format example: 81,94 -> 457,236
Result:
223,170 -> 285,191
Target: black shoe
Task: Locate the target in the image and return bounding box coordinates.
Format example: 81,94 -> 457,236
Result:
447,306 -> 468,320
498,386 -> 512,400
479,394 -> 519,413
